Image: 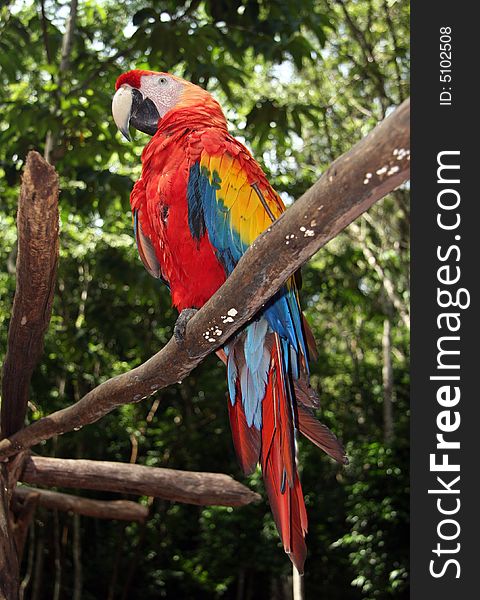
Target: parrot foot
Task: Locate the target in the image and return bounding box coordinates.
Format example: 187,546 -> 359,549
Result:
174,308 -> 198,344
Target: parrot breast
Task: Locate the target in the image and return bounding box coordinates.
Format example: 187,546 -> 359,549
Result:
133,130 -> 227,311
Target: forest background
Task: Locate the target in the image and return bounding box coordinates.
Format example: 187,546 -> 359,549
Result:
0,1 -> 410,598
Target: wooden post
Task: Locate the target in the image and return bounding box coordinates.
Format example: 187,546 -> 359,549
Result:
0,152 -> 59,600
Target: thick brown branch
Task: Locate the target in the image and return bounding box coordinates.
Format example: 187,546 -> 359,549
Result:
1,152 -> 59,439
14,486 -> 148,522
20,456 -> 260,507
0,99 -> 410,462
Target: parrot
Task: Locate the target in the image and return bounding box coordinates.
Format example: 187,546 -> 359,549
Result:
112,69 -> 347,573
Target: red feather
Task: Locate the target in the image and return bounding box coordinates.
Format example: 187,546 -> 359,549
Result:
228,395 -> 261,475
224,337 -> 262,475
132,127 -> 227,311
273,335 -> 296,490
116,69 -> 161,90
261,336 -> 308,573
297,404 -> 348,465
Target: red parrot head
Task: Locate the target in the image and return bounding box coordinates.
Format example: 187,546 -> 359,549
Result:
112,69 -> 224,140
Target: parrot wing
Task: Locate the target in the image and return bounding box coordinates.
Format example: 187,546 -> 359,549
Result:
186,138 -> 308,360
186,145 -> 284,273
133,208 -> 162,279
130,177 -> 170,288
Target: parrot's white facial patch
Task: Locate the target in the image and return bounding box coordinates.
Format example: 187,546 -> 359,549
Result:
139,74 -> 184,118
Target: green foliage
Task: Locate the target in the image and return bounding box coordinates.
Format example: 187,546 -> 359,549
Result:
0,1 -> 409,598
333,441 -> 409,598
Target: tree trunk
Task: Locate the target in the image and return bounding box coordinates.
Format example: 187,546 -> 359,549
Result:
236,568 -> 246,600
107,524 -> 126,600
1,153 -> 59,438
44,0 -> 78,164
19,521 -> 35,600
0,151 -> 59,599
31,527 -> 45,600
72,514 -> 82,600
52,510 -> 62,600
382,317 -> 394,444
119,520 -> 148,600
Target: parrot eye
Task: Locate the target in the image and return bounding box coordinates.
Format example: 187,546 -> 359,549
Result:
158,77 -> 168,85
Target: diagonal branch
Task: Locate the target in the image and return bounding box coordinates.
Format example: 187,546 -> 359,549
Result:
1,152 -> 59,439
0,98 -> 410,463
20,456 -> 260,507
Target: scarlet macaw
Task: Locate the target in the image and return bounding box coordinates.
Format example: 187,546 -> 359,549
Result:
112,70 -> 346,572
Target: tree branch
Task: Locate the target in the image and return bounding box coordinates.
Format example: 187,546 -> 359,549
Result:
1,152 -> 59,439
349,222 -> 410,329
58,0 -> 78,75
20,456 -> 261,507
335,0 -> 391,113
382,0 -> 406,103
14,486 -> 148,522
70,47 -> 132,95
0,99 -> 410,462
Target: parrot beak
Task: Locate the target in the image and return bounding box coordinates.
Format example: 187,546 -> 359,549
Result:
112,86 -> 160,140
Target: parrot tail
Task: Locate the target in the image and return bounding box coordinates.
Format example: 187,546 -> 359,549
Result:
225,325 -> 307,572
260,333 -> 308,573
224,319 -> 346,574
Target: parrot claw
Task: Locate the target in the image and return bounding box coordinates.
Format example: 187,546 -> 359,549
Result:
174,308 -> 198,344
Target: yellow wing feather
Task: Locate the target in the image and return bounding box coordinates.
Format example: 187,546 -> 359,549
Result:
199,149 -> 285,249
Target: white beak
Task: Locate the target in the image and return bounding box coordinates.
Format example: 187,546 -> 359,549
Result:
112,85 -> 133,141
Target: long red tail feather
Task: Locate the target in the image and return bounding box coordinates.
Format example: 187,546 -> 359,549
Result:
261,336 -> 308,573
228,395 -> 261,475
